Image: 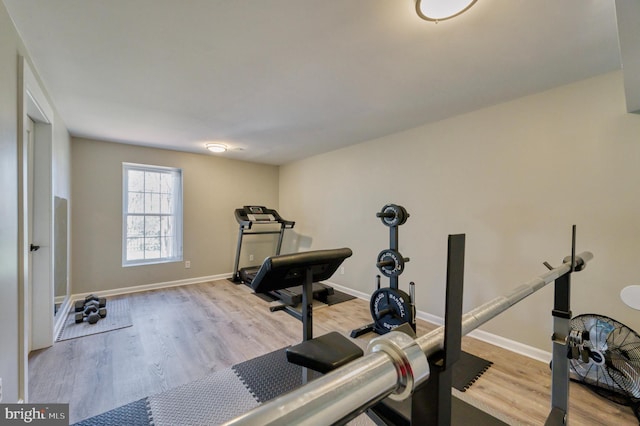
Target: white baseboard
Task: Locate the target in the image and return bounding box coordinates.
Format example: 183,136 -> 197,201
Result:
53,296 -> 73,341
327,281 -> 552,363
467,328 -> 551,363
70,273 -> 232,302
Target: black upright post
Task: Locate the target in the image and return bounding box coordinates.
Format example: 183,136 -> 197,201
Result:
390,224 -> 399,251
411,234 -> 465,426
545,270 -> 572,426
546,227 -> 576,425
302,267 -> 314,342
546,272 -> 571,426
300,266 -> 315,384
444,234 -> 465,369
390,225 -> 399,289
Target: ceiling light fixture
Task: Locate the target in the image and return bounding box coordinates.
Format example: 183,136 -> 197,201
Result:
415,0 -> 477,22
205,143 -> 227,153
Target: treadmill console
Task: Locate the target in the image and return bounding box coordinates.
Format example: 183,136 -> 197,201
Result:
245,206 -> 276,222
234,206 -> 295,228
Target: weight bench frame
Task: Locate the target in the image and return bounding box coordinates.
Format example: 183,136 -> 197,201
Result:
250,248 -> 353,341
251,248 -> 364,379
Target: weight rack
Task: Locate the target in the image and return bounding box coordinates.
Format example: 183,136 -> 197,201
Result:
351,204 -> 416,337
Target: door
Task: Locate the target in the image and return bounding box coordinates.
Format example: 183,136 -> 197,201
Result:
19,55 -> 56,403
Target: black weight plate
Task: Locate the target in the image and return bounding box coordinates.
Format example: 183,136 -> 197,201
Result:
377,204 -> 409,227
397,205 -> 409,226
370,288 -> 412,334
379,204 -> 402,227
377,249 -> 405,277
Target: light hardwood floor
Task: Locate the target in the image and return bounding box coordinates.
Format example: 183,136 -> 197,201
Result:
29,280 -> 637,425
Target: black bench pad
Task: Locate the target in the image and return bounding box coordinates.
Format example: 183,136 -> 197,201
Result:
286,332 -> 364,374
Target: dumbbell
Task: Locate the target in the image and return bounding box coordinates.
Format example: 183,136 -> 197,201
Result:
74,294 -> 107,312
74,307 -> 107,324
84,294 -> 106,307
74,298 -> 106,312
84,300 -> 101,311
74,304 -> 107,324
76,303 -> 105,317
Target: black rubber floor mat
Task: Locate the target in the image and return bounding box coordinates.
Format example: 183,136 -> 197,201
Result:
453,351 -> 493,392
325,290 -> 356,306
232,347 -> 321,403
72,398 -> 151,426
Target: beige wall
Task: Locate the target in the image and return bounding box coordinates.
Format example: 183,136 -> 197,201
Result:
71,138 -> 280,294
280,71 -> 640,352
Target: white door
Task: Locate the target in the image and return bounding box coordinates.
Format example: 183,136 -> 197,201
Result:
19,56 -> 56,402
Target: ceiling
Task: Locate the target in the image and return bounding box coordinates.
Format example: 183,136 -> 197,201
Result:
4,0 -> 623,165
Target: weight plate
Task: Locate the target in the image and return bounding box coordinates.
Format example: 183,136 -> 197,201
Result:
377,249 -> 405,277
397,206 -> 409,226
370,288 -> 412,334
379,204 -> 400,227
377,204 -> 409,227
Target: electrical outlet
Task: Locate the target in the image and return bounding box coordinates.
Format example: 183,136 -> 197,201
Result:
249,254 -> 254,262
185,260 -> 191,269
340,266 -> 345,275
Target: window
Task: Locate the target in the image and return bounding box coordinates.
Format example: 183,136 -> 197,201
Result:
122,163 -> 183,266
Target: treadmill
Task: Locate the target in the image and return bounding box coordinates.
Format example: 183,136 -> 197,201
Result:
229,206 -> 334,305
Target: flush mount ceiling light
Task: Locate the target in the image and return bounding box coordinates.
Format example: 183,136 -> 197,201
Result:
415,0 -> 477,22
205,143 -> 227,153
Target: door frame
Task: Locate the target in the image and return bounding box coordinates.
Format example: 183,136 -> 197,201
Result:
18,56 -> 55,402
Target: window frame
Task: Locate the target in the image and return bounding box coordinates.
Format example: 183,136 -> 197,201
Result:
122,162 -> 183,267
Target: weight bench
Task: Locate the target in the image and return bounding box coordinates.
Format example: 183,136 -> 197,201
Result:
250,248 -> 364,377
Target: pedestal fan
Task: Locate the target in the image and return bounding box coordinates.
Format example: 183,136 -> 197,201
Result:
569,314 -> 640,420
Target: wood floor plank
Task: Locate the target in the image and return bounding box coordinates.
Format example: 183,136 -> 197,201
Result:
28,280 -> 637,425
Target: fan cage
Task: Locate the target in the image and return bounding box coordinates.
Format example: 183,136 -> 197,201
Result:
569,314 -> 640,400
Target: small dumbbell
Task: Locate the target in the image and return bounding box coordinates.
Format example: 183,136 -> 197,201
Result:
89,305 -> 107,319
83,310 -> 100,324
74,305 -> 107,324
74,295 -> 106,312
74,308 -> 90,323
84,300 -> 101,311
85,294 -> 107,307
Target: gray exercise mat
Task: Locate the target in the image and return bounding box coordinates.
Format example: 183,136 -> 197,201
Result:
148,368 -> 259,426
73,398 -> 151,426
231,345 -> 321,402
72,340 -> 374,425
57,298 -> 133,341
